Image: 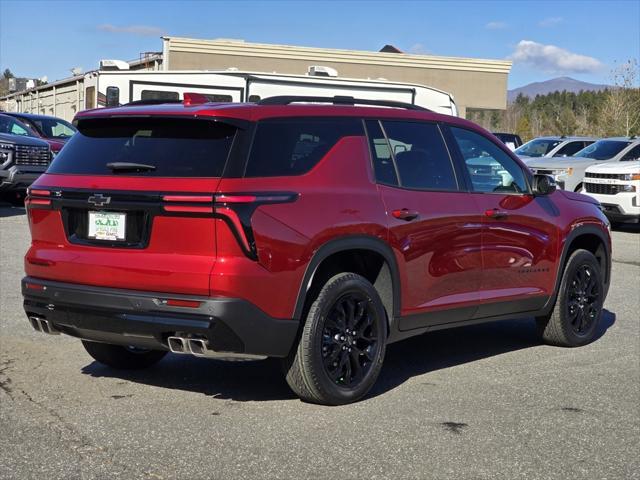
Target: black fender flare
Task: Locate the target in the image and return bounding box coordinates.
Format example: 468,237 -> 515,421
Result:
543,223 -> 611,314
292,235 -> 401,321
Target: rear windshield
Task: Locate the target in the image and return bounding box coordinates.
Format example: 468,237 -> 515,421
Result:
47,117 -> 236,177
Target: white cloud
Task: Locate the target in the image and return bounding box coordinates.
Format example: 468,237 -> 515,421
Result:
538,16 -> 563,27
97,24 -> 165,37
485,21 -> 507,30
509,40 -> 603,74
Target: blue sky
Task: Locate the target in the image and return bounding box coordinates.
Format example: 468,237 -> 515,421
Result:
0,0 -> 638,89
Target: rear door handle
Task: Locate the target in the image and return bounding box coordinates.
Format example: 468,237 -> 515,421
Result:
484,208 -> 508,219
392,208 -> 419,221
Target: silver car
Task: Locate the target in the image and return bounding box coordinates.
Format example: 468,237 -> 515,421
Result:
528,137 -> 640,191
515,136 -> 597,163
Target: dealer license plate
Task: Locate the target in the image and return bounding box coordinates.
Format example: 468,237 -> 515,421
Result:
88,211 -> 126,241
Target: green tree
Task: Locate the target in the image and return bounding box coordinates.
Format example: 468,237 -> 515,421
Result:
3,69 -> 14,79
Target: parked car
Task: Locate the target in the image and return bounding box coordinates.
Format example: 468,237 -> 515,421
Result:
515,136 -> 597,163
582,161 -> 640,224
492,132 -> 522,151
0,114 -> 52,193
528,137 -> 640,192
22,95 -> 611,405
2,112 -> 76,156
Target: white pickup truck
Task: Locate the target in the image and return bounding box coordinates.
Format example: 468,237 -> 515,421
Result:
582,161 -> 640,224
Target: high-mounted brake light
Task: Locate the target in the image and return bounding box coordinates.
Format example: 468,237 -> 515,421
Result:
183,92 -> 209,106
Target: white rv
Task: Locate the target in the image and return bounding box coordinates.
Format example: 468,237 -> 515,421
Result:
83,68 -> 458,116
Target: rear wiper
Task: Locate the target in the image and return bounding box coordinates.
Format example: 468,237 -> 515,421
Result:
106,162 -> 156,172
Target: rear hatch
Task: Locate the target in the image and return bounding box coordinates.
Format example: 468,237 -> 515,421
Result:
25,115 -> 239,296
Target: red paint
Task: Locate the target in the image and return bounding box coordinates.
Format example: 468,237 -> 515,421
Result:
24,102 -> 611,323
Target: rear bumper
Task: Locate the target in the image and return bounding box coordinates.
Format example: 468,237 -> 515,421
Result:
22,277 -> 299,357
0,166 -> 45,191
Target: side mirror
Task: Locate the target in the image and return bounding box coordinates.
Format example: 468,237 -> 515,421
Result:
532,174 -> 557,196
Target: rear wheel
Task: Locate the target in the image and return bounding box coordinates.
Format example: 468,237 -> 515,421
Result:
82,340 -> 167,369
536,249 -> 603,347
283,273 -> 387,405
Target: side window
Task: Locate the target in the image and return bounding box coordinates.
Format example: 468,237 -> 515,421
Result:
203,94 -> 233,103
554,141 -> 585,157
365,120 -> 398,186
622,145 -> 640,161
450,126 -> 528,194
244,118 -> 363,177
10,122 -> 29,136
380,121 -> 458,191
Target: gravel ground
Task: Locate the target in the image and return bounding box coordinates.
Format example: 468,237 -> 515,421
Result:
1,203 -> 638,480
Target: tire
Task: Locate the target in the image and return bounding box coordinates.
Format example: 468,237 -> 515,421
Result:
283,273 -> 387,405
536,249 -> 604,347
82,340 -> 167,369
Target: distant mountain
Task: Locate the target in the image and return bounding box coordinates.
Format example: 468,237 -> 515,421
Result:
508,76 -> 610,102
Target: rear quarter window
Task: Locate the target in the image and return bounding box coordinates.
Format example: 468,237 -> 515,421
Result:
244,118 -> 363,177
47,117 -> 236,177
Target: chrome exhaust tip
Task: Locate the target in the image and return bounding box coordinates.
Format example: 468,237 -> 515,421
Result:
29,316 -> 60,335
187,338 -> 208,357
167,336 -> 188,354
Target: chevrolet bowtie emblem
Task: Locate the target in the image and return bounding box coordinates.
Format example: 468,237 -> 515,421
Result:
87,194 -> 111,207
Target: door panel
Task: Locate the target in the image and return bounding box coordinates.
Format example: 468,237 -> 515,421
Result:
380,186 -> 483,325
447,126 -> 560,317
364,119 -> 483,329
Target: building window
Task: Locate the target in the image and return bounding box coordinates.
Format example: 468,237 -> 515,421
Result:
85,86 -> 96,109
140,90 -> 179,101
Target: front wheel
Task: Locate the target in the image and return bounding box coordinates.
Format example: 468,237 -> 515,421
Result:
536,249 -> 604,347
283,273 -> 387,405
82,340 -> 167,369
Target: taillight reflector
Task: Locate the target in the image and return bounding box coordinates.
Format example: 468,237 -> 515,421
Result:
164,299 -> 201,308
25,282 -> 46,291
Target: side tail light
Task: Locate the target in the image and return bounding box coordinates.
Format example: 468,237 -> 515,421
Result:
213,192 -> 299,259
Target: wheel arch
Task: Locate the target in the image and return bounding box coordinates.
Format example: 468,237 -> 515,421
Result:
293,236 -> 401,325
544,224 -> 611,313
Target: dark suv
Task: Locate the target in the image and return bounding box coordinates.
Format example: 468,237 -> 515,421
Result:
22,96 -> 611,405
1,114 -> 52,192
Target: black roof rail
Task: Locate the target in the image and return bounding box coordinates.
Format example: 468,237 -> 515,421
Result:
257,95 -> 429,111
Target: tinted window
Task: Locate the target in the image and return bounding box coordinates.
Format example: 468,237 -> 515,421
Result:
554,141 -> 588,157
244,118 -> 363,177
48,117 -> 236,177
381,121 -> 457,191
29,118 -> 76,139
203,94 -> 233,103
365,119 -> 398,186
622,145 -> 640,161
574,140 -> 631,160
451,127 -> 528,194
515,138 -> 561,157
0,115 -> 33,137
140,90 -> 179,101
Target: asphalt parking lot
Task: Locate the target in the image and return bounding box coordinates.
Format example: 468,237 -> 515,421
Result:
1,203 -> 638,480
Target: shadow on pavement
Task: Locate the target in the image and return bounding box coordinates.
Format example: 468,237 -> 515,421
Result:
80,309 -> 616,403
612,223 -> 640,233
0,205 -> 26,218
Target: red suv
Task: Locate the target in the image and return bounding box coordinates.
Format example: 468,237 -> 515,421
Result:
22,96 -> 611,405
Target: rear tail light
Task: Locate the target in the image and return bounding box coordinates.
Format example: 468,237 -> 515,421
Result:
158,192 -> 297,259
163,299 -> 202,308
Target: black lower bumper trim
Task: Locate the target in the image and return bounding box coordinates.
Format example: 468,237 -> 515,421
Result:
22,277 -> 299,357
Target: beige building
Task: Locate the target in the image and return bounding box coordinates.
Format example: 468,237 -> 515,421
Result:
1,37 -> 511,119
162,37 -> 512,117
